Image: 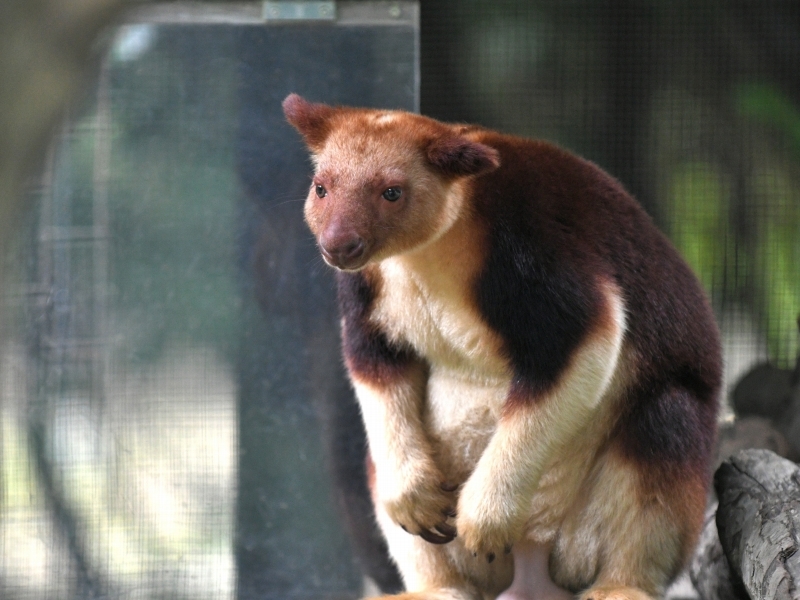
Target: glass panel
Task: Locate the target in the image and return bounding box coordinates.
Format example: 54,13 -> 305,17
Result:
1,4 -> 418,600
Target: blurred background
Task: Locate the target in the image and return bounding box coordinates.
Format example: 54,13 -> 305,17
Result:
0,1 -> 798,599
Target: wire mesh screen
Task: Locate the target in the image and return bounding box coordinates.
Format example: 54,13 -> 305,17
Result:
1,1 -> 799,600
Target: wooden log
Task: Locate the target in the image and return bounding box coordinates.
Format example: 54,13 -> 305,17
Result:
714,449 -> 800,600
690,503 -> 749,600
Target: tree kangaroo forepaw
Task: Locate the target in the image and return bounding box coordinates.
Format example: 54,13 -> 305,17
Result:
383,471 -> 458,544
456,513 -> 518,562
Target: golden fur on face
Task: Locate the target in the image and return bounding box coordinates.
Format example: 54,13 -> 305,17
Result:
310,128 -> 441,264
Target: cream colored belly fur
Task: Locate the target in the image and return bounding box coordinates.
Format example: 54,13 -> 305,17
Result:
424,369 -> 507,484
424,366 -> 624,541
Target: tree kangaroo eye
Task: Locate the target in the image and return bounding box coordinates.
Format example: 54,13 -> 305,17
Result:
382,186 -> 402,201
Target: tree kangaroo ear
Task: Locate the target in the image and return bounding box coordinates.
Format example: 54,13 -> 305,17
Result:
426,135 -> 501,177
282,94 -> 336,151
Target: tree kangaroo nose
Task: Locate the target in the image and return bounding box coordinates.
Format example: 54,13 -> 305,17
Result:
319,231 -> 366,268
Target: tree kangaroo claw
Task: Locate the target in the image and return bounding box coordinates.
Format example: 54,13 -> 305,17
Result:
434,522 -> 457,538
419,528 -> 454,545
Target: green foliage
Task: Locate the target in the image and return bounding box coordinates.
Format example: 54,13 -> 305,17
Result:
669,85 -> 800,367
670,162 -> 731,293
737,83 -> 800,364
753,166 -> 800,363
737,83 -> 800,156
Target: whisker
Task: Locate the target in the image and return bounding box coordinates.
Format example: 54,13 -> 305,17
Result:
258,196 -> 307,213
306,253 -> 329,277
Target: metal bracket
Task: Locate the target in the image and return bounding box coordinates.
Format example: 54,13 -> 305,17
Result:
262,1 -> 336,21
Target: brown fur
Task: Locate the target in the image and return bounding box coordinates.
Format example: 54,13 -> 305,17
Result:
283,94 -> 721,600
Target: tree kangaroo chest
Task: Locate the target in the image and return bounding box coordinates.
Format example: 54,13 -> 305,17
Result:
370,259 -> 512,475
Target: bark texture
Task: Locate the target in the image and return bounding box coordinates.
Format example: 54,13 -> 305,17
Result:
714,449 -> 800,600
690,503 -> 749,600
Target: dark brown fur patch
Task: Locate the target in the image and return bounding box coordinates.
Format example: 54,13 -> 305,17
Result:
426,135 -> 501,177
337,268 -> 421,386
467,135 -> 608,404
